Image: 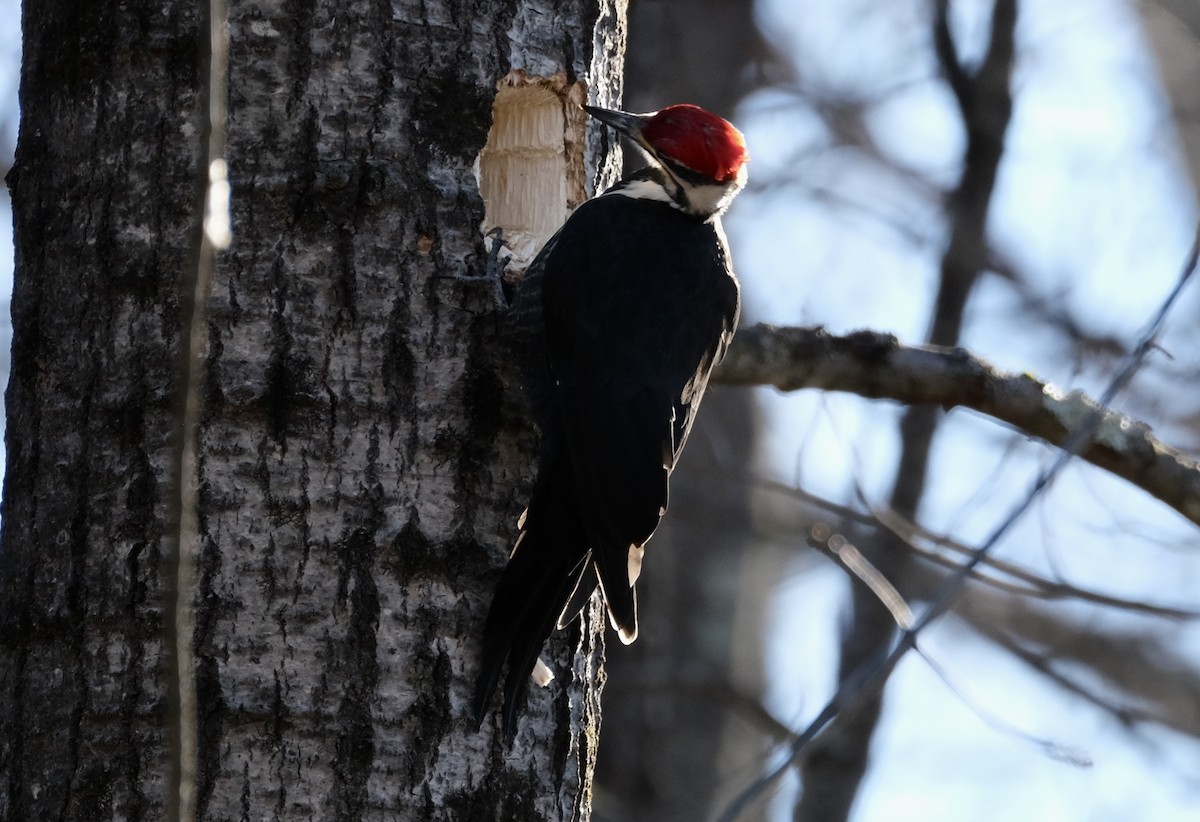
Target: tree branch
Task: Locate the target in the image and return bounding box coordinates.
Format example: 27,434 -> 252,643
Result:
715,324 -> 1200,527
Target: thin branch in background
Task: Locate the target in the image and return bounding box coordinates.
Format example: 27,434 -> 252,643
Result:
715,225 -> 1200,822
1005,280 -> 1132,363
1066,460 -> 1199,553
916,643 -> 1094,767
941,430 -> 1028,534
605,676 -> 796,744
755,477 -> 877,528
864,495 -> 1200,619
900,531 -> 1200,618
809,523 -> 914,630
812,523 -> 1094,767
1001,640 -> 1181,733
755,477 -> 1200,619
953,586 -> 1200,741
932,0 -> 972,108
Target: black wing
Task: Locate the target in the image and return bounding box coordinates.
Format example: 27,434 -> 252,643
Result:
540,195 -> 740,641
474,195 -> 739,734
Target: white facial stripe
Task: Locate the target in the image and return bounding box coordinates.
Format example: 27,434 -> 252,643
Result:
604,162 -> 746,218
607,177 -> 678,205
682,180 -> 741,217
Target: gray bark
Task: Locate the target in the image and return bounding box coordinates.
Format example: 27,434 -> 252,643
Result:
1,0 -> 624,819
0,1 -> 202,817
717,324 -> 1200,529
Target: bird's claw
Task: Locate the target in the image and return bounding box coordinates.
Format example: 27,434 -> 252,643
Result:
433,227 -> 513,312
484,227 -> 515,308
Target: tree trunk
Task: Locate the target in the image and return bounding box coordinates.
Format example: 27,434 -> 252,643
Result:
1141,0 -> 1200,193
0,0 -> 624,819
0,2 -> 203,817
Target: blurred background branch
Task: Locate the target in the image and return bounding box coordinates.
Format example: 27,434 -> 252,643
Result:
597,0 -> 1200,820
718,320 -> 1200,527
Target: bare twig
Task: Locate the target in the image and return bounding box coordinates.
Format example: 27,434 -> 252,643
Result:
755,478 -> 1200,618
714,225 -> 1200,822
1001,639 -> 1200,737
811,525 -> 1094,767
809,524 -> 915,629
916,644 -> 1093,767
717,324 -> 1200,527
606,676 -> 795,744
866,498 -> 1200,619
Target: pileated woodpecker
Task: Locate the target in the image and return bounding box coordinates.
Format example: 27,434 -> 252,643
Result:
474,103 -> 748,735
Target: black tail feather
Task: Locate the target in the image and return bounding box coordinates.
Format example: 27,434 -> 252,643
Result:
499,556 -> 585,736
556,562 -> 598,630
474,461 -> 590,736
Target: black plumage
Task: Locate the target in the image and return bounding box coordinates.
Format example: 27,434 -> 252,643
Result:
474,171 -> 740,736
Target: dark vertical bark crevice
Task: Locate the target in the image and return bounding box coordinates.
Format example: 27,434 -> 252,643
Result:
332,528 -> 381,820
120,538 -> 149,822
63,368 -> 97,820
265,256 -> 302,448
193,531 -> 229,819
4,0 -> 202,815
455,316 -> 508,532
383,296 -> 418,442
396,620 -> 455,792
270,667 -> 290,814
6,1 -> 621,818
283,0 -> 317,108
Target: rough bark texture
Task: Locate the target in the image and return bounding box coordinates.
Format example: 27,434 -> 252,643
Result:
1,0 -> 625,819
0,1 -> 202,818
198,0 -> 623,819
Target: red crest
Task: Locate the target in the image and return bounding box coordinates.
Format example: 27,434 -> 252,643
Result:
641,104 -> 749,183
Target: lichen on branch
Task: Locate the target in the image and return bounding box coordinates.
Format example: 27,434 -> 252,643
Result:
715,324 -> 1200,527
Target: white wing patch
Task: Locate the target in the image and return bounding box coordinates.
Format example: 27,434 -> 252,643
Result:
628,544 -> 645,585
531,658 -> 555,687
594,567 -> 640,645
508,530 -> 527,560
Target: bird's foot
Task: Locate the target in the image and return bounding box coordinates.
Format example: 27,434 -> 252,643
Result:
437,226 -> 513,312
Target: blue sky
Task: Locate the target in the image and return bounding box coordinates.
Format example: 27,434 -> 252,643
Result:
726,0 -> 1200,818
